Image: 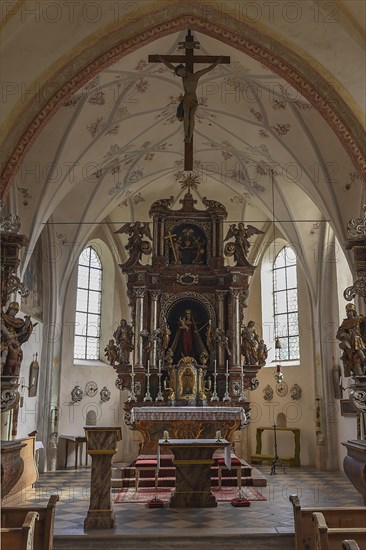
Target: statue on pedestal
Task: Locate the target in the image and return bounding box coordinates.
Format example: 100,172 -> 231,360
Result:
113,319 -> 134,365
240,321 -> 267,366
336,303 -> 366,376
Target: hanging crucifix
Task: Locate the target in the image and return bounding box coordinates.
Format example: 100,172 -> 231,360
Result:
149,30 -> 230,171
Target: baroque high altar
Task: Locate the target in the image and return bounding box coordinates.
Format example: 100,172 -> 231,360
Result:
105,176 -> 266,453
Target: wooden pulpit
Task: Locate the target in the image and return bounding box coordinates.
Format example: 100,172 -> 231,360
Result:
84,427 -> 122,529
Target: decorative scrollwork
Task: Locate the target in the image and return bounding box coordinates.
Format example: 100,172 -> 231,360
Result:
0,204 -> 21,234
344,273 -> 366,302
348,377 -> 366,413
1,388 -> 20,412
115,378 -> 124,390
176,273 -> 199,285
6,274 -> 30,298
346,205 -> 366,239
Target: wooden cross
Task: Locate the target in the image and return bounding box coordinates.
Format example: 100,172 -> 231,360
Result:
149,30 -> 230,171
164,231 -> 178,263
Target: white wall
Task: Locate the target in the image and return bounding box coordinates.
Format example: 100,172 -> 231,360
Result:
246,241 -> 317,466
57,238 -> 129,466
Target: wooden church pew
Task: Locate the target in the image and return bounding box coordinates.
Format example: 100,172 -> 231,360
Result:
1,511 -> 39,550
342,541 -> 361,550
1,495 -> 59,550
312,512 -> 366,550
289,494 -> 366,550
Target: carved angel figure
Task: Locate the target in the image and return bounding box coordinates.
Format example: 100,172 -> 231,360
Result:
224,223 -> 263,266
115,221 -> 152,268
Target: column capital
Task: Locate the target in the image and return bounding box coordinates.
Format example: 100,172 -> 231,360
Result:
149,290 -> 161,300
229,288 -> 241,298
133,287 -> 146,298
216,291 -> 227,302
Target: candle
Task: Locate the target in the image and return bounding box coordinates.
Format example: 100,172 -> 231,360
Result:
131,363 -> 134,375
216,430 -> 222,440
158,360 -> 161,374
214,360 -> 217,375
226,360 -> 228,374
147,360 -> 150,374
163,430 -> 169,441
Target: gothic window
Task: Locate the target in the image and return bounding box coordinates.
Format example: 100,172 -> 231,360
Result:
273,246 -> 299,361
74,246 -> 102,360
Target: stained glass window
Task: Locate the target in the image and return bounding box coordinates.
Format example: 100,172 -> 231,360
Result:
273,246 -> 299,361
74,247 -> 102,360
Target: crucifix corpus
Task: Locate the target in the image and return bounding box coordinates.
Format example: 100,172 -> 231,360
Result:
149,30 -> 230,171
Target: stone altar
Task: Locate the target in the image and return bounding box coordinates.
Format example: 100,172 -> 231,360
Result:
130,406 -> 247,454
158,438 -> 231,507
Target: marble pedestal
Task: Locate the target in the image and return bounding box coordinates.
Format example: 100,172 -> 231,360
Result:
84,427 -> 122,529
159,439 -> 231,508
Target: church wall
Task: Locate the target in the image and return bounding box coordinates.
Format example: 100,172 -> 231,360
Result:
246,246 -> 317,467
57,239 -> 124,467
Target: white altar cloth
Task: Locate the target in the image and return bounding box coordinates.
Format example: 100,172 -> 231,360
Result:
130,406 -> 247,426
157,438 -> 231,469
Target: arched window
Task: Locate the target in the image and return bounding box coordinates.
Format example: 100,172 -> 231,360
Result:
273,246 -> 299,361
74,246 -> 102,360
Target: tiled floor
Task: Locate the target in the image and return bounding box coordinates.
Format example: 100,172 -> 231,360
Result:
14,464 -> 364,537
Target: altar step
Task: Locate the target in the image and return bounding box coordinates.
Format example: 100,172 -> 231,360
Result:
112,454 -> 267,489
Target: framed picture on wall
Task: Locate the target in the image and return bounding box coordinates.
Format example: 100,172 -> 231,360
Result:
28,356 -> 40,397
340,399 -> 358,417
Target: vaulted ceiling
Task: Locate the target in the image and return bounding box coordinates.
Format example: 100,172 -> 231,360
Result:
1,2 -> 365,302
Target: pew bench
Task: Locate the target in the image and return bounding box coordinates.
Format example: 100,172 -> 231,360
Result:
343,541 -> 361,550
289,494 -> 366,550
1,494 -> 59,550
1,511 -> 39,550
312,512 -> 366,550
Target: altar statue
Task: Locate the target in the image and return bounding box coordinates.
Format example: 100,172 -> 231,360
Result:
170,309 -> 207,363
113,319 -> 134,365
241,320 -> 261,366
224,223 -> 264,266
115,221 -> 152,268
336,303 -> 366,376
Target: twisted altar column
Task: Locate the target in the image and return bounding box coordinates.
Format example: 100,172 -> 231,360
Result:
133,288 -> 146,368
149,291 -> 161,367
230,289 -> 241,368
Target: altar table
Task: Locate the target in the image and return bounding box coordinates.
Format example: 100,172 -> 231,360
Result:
158,438 -> 231,507
131,406 -> 247,454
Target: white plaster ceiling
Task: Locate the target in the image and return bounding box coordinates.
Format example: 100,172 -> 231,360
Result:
12,30 -> 362,297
